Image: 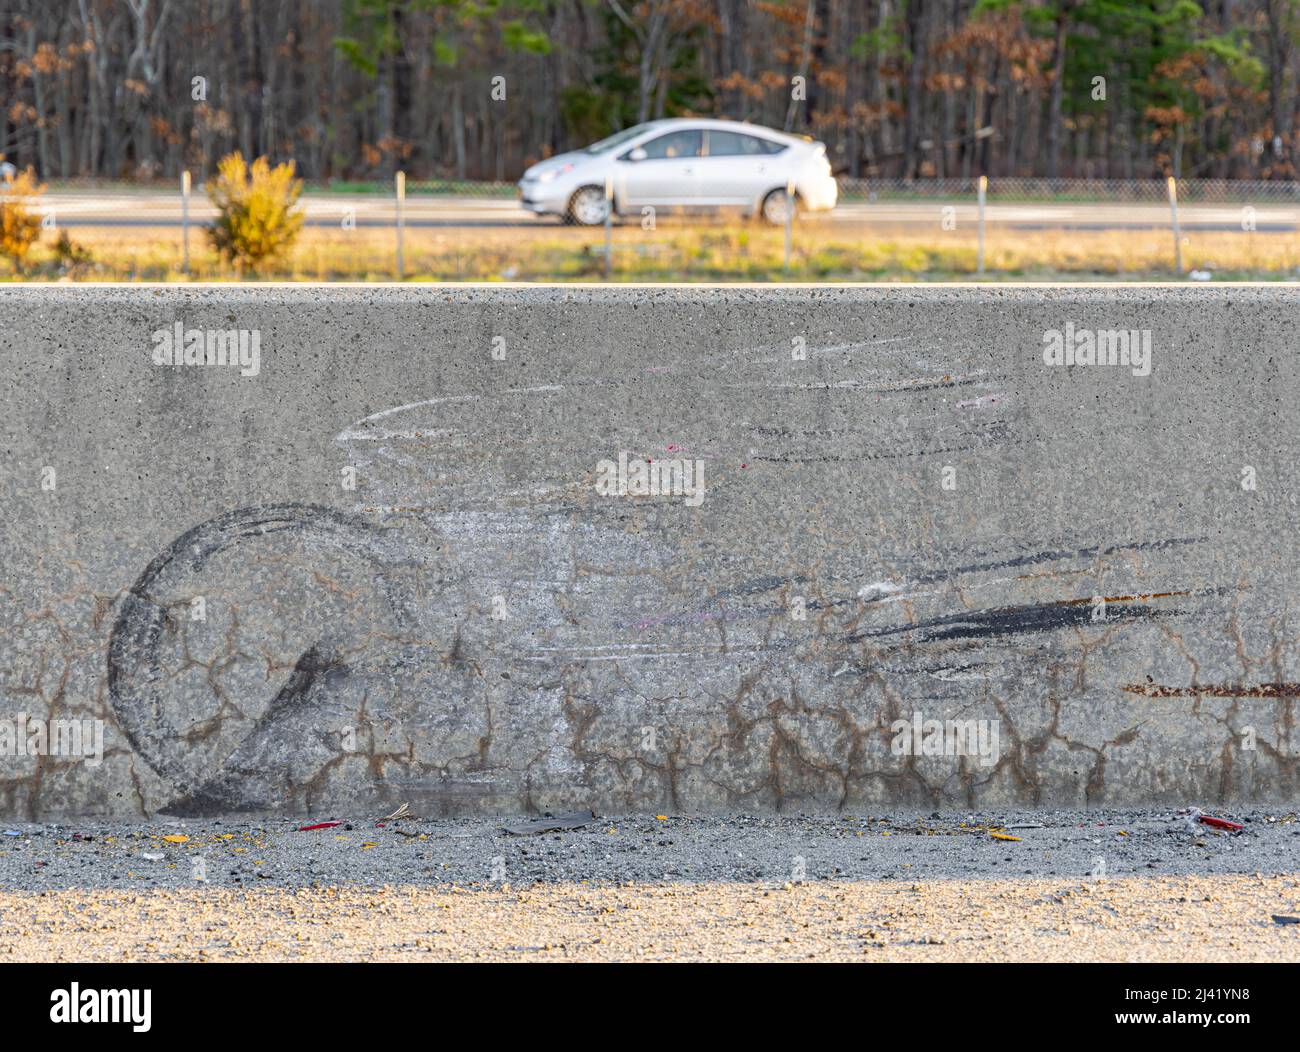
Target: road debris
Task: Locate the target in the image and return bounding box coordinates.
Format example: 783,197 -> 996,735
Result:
501,810 -> 597,836
298,822 -> 343,832
1271,915 -> 1300,925
381,803 -> 412,822
1180,808 -> 1244,833
991,832 -> 1021,842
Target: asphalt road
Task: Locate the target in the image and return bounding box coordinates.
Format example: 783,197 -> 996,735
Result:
2,809 -> 1297,961
34,191 -> 1300,232
2,808 -> 1292,890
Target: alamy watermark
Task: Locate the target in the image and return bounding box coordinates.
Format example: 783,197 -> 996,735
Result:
594,451 -> 705,506
1042,322 -> 1151,377
891,711 -> 1000,767
152,321 -> 261,376
50,983 -> 151,1032
0,715 -> 104,766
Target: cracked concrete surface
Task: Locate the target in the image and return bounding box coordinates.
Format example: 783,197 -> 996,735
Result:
0,286 -> 1297,817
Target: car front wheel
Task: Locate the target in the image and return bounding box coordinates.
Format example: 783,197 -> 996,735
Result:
567,186 -> 611,226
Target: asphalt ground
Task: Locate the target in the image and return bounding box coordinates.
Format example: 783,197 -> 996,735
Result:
2,809 -> 1297,961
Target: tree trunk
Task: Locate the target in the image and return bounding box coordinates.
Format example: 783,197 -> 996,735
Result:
1046,3 -> 1071,181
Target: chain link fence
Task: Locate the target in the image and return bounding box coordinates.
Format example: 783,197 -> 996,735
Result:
838,177 -> 1300,203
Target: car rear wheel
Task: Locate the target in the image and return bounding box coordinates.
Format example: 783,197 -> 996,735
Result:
567,186 -> 611,226
761,187 -> 798,225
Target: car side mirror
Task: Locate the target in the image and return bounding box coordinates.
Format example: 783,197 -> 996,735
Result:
625,147 -> 647,162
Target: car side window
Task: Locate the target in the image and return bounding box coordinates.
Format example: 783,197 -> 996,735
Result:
637,130 -> 703,160
708,131 -> 775,157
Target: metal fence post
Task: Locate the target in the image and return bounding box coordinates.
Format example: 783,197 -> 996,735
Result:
977,174 -> 987,276
604,175 -> 613,281
395,170 -> 405,280
1167,176 -> 1183,275
181,170 -> 191,276
783,177 -> 794,277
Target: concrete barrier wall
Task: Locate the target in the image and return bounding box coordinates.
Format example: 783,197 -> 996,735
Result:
1,285 -> 1296,818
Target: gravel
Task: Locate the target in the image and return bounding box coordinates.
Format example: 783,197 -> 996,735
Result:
0,807 -> 1296,890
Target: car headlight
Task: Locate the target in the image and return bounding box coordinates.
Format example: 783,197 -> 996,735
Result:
537,163 -> 574,184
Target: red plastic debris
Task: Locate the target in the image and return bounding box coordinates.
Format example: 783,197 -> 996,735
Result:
297,821 -> 342,831
1198,814 -> 1243,832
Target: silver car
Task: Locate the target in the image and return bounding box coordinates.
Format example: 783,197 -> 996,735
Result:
518,118 -> 838,225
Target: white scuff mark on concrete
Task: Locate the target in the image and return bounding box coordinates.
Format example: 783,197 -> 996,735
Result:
734,371 -> 988,394
955,393 -> 1006,410
858,581 -> 909,601
511,383 -> 566,394
857,572 -> 1031,607
864,572 -> 1033,607
807,338 -> 914,355
529,642 -> 708,651
357,428 -> 460,441
359,504 -> 441,515
335,386 -> 565,443
928,667 -> 997,682
335,394 -> 481,442
519,646 -> 771,662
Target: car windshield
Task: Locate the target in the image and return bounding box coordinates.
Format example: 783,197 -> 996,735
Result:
584,124 -> 655,154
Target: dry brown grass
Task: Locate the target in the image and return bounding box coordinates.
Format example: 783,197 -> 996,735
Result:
7,221 -> 1299,282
